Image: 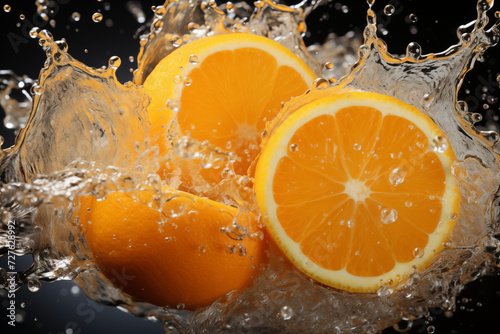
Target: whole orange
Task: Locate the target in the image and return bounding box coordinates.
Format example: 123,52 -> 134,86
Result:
76,188 -> 267,310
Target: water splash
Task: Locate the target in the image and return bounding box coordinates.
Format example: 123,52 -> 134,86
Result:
134,0 -> 321,85
1,0 -> 500,333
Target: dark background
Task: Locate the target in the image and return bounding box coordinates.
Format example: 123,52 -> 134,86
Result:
0,0 -> 499,333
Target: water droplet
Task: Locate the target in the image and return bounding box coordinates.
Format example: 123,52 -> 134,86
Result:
449,212 -> 458,220
238,244 -> 247,256
289,143 -> 299,152
92,12 -> 103,22
183,77 -> 192,86
324,62 -> 334,70
108,56 -> 121,69
347,220 -> 355,228
389,167 -> 407,186
71,285 -> 80,295
380,208 -> 398,224
129,56 -> 134,62
313,77 -> 330,89
188,54 -> 198,64
170,35 -> 182,47
409,13 -> 418,23
176,303 -> 185,309
413,247 -> 424,258
384,4 -> 395,16
29,27 -> 40,38
3,4 -> 12,12
165,236 -> 172,242
353,143 -> 362,151
71,12 -> 81,22
188,22 -> 199,32
427,325 -> 435,334
173,75 -> 182,84
377,285 -> 392,297
19,14 -> 25,20
341,5 -> 349,13
406,42 -> 422,60
280,305 -> 293,320
32,84 -> 44,95
198,246 -> 205,253
405,201 -> 413,207
431,135 -> 449,153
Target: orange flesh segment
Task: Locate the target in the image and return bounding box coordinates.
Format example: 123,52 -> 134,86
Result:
272,107 -> 447,278
178,48 -> 311,176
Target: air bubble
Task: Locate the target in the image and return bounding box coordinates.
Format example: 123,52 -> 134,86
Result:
92,12 -> 103,22
409,13 -> 418,23
384,4 -> 395,16
380,208 -> 398,224
3,4 -> 11,12
389,167 -> 407,186
353,143 -> 362,151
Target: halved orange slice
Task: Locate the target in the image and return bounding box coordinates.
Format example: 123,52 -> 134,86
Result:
254,91 -> 460,292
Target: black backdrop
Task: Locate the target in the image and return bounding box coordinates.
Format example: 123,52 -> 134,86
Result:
0,0 -> 499,333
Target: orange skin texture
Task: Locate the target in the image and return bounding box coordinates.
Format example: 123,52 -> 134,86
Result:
77,190 -> 267,310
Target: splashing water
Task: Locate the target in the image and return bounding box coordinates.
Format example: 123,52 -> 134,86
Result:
1,0 -> 500,333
